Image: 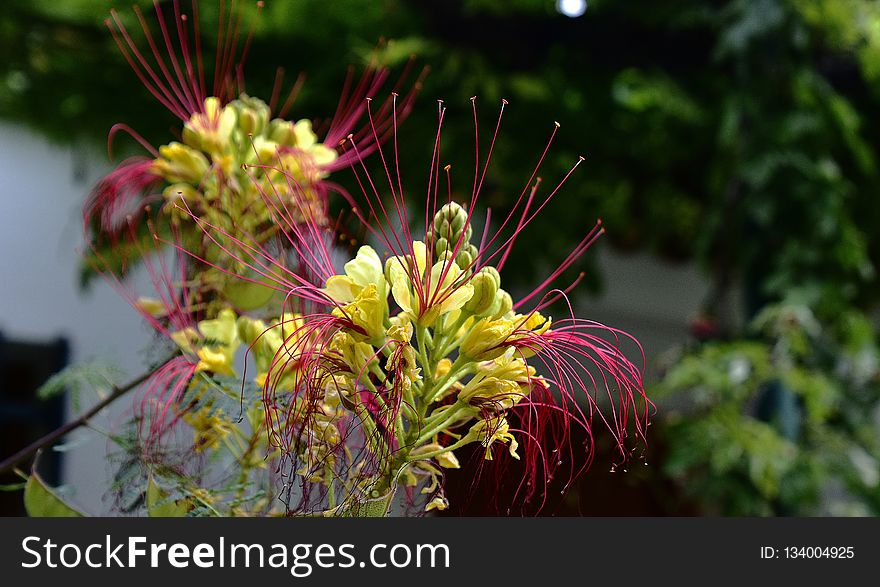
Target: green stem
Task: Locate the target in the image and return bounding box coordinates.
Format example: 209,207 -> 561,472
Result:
424,356 -> 470,405
432,313 -> 472,358
406,435 -> 475,462
416,325 -> 433,389
416,402 -> 472,445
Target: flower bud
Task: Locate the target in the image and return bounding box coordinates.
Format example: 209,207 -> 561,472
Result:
450,211 -> 466,234
231,95 -> 270,136
481,266 -> 501,289
292,119 -> 318,149
162,183 -> 201,205
238,109 -> 258,135
431,202 -> 471,245
247,136 -> 280,165
182,125 -> 201,150
434,236 -> 449,258
491,289 -> 513,319
437,219 -> 451,240
455,244 -> 478,270
153,142 -> 210,183
183,97 -> 237,156
459,317 -> 514,361
384,256 -> 397,285
268,119 -> 296,145
464,269 -> 499,315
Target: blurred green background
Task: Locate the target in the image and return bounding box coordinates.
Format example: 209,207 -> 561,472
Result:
2,0 -> 880,516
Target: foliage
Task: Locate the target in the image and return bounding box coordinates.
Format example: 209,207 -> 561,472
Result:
654,303 -> 880,516
24,473 -> 85,517
2,1 -> 876,293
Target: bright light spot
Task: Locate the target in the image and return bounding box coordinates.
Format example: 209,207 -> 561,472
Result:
556,0 -> 587,18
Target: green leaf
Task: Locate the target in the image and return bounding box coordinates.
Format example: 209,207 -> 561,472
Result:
24,474 -> 85,517
146,477 -> 191,517
36,360 -> 123,401
330,488 -> 396,517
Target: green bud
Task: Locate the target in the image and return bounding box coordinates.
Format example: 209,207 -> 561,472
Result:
436,248 -> 456,265
491,289 -> 513,319
482,266 -> 501,289
434,237 -> 449,257
231,94 -> 270,136
464,270 -> 499,315
438,219 -> 451,240
238,109 -> 259,136
268,119 -> 295,145
433,202 -> 469,236
456,244 -> 479,269
450,213 -> 466,234
456,249 -> 473,269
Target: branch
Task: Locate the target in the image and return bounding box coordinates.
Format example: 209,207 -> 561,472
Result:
0,356 -> 175,474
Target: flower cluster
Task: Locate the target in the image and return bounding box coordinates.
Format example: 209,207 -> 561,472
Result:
78,1 -> 424,515
181,98 -> 654,515
84,0 -> 649,517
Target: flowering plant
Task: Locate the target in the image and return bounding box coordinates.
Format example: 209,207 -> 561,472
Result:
14,0 -> 651,517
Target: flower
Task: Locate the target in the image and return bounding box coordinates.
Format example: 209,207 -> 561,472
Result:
467,415 -> 521,461
153,88 -> 651,515
385,240 -> 475,327
323,245 -> 386,303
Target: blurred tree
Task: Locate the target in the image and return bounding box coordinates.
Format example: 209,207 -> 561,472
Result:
654,304 -> 880,516
4,0 -> 879,301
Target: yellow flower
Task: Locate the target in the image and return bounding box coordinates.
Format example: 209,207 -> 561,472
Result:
152,142 -> 210,183
460,312 -> 552,361
458,376 -> 521,408
387,241 -> 474,327
290,119 -> 337,174
196,347 -> 236,377
512,311 -> 552,336
170,327 -> 199,355
292,119 -> 319,149
434,358 -> 453,379
183,97 -> 237,157
459,317 -> 515,361
329,331 -> 376,376
332,283 -> 386,342
458,350 -> 541,410
194,308 -> 240,376
477,347 -> 532,380
507,311 -> 552,358
425,495 -> 449,512
323,245 -> 386,303
183,407 -> 233,452
468,416 -> 520,461
247,135 -> 280,164
198,308 -> 239,345
239,313 -> 309,387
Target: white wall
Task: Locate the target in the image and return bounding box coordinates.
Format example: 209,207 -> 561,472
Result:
0,121 -> 152,513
